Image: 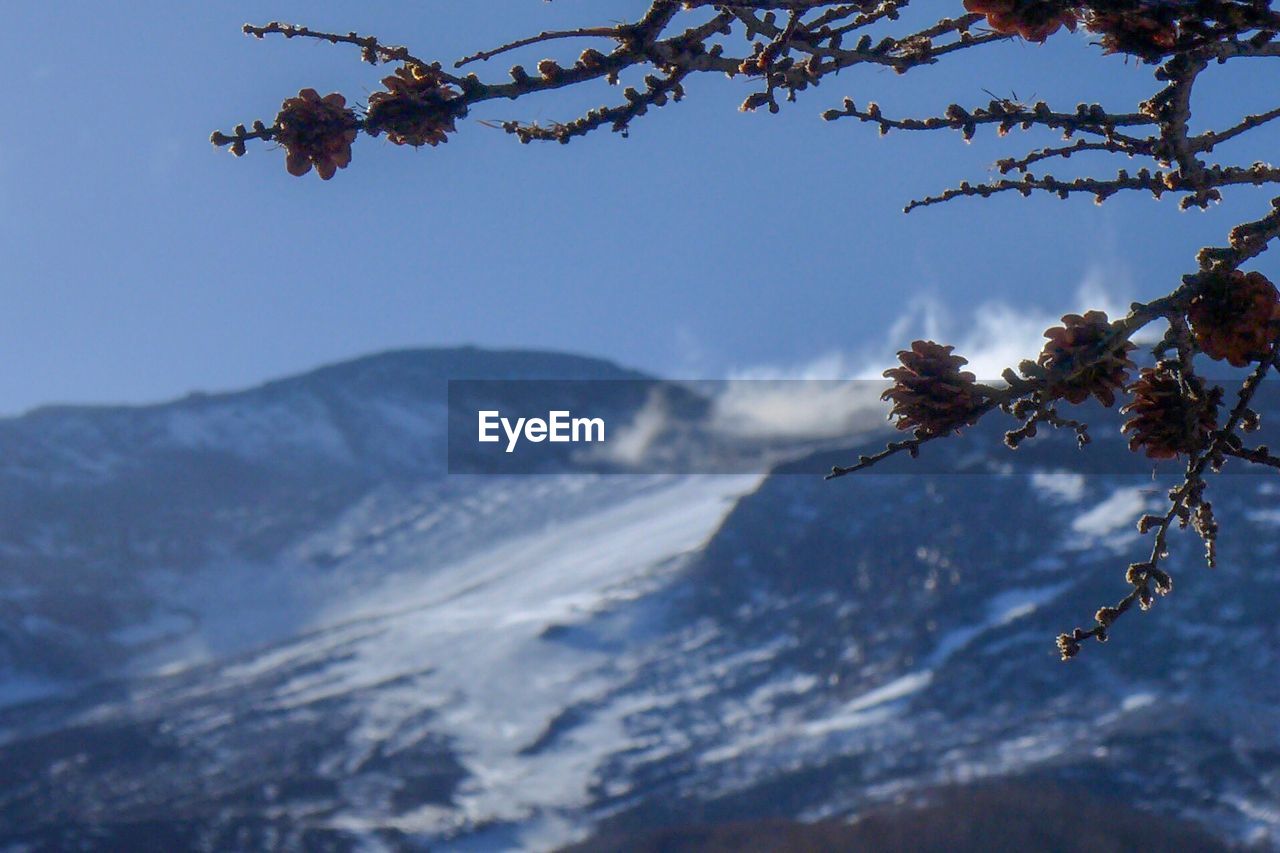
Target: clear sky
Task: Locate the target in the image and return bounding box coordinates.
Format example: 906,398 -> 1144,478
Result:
3,2 -> 1278,414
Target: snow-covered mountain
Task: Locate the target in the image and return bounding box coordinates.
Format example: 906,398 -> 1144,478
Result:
0,348 -> 1277,850
0,348 -> 666,683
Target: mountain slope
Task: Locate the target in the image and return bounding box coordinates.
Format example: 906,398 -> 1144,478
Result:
1,349 -> 1278,850
0,348 -> 666,682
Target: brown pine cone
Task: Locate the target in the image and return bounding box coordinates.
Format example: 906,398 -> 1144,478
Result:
1085,10 -> 1178,60
964,0 -> 1078,42
1187,270 -> 1280,368
1038,310 -> 1135,406
275,89 -> 358,180
366,66 -> 463,148
1121,366 -> 1219,460
882,341 -> 983,436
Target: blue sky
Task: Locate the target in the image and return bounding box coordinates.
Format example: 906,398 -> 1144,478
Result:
3,2 -> 1278,414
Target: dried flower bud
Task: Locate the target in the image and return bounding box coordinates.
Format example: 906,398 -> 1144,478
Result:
1095,606 -> 1120,627
578,48 -> 607,71
1125,562 -> 1151,585
537,59 -> 563,80
1136,514 -> 1164,534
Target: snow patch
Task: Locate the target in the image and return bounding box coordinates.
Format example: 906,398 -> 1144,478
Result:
987,583 -> 1072,625
833,672 -> 933,718
1247,509 -> 1280,526
231,474 -> 766,843
1070,487 -> 1149,542
1121,692 -> 1156,712
1031,470 -> 1086,504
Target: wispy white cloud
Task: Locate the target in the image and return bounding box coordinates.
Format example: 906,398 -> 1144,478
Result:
848,266 -> 1138,381
601,269 -> 1144,455
591,387 -> 671,465
728,265 -> 1141,382
708,379 -> 884,440
702,266 -> 1144,441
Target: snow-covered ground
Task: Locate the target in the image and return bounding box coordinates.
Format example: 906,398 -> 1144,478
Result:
272,475 -> 762,840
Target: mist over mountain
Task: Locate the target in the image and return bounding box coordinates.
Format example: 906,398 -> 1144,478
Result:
0,347 -> 1276,850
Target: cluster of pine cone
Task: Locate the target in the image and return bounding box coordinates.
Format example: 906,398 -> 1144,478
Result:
266,66 -> 462,180
882,270 -> 1279,459
881,341 -> 983,436
1086,8 -> 1179,59
963,0 -> 1183,58
1037,310 -> 1134,407
963,0 -> 1078,42
365,66 -> 463,148
1188,270 -> 1280,367
1121,366 -> 1220,460
274,89 -> 359,180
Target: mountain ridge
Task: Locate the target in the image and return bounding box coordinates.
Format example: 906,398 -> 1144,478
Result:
1,346 -> 1278,849
13,346 -> 651,420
